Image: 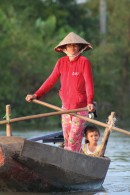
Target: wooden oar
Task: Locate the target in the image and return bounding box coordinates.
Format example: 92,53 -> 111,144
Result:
0,107 -> 88,125
32,99 -> 130,136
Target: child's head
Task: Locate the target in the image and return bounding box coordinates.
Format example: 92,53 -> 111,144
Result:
84,124 -> 100,144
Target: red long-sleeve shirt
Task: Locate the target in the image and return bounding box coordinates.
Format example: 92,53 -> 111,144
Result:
35,55 -> 94,110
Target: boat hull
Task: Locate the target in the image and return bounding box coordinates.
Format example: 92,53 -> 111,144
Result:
0,136 -> 110,192
19,140 -> 111,191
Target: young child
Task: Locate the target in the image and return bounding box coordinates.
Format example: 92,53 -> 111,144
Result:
81,124 -> 101,156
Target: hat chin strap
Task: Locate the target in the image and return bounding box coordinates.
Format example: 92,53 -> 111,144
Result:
63,46 -> 87,58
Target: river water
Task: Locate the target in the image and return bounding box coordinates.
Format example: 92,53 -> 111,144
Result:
0,128 -> 130,195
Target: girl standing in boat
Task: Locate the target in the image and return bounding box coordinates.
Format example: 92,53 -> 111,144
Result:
25,32 -> 95,152
81,124 -> 101,156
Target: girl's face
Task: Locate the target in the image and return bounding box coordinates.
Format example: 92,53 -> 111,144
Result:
86,131 -> 100,144
66,44 -> 80,55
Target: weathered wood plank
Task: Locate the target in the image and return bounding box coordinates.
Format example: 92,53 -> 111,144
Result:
0,136 -> 110,192
20,140 -> 110,190
98,112 -> 115,157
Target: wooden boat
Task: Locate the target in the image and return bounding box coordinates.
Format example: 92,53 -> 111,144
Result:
0,100 -> 129,192
0,131 -> 110,192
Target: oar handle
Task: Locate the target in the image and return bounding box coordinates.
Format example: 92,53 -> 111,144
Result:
32,99 -> 88,112
33,99 -> 62,111
32,99 -> 130,136
32,99 -> 109,128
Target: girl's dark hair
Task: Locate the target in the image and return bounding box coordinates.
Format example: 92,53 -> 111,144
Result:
61,44 -> 85,51
59,45 -> 66,50
84,124 -> 100,143
78,43 -> 86,50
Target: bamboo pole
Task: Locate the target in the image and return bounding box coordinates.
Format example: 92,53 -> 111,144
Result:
98,112 -> 115,157
0,107 -> 88,125
6,105 -> 12,136
32,99 -> 130,136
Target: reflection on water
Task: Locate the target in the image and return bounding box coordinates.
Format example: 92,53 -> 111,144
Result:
104,132 -> 130,194
0,129 -> 130,195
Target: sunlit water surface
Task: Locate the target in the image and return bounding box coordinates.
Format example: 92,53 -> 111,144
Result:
0,129 -> 130,195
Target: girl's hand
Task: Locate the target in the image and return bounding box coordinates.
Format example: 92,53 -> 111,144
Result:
25,94 -> 37,102
87,104 -> 95,112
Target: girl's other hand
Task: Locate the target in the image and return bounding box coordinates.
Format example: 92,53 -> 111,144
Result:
87,104 -> 95,112
25,94 -> 37,102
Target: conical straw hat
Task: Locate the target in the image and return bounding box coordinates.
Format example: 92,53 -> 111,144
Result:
54,32 -> 92,52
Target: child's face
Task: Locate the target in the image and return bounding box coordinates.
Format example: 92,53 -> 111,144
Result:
66,44 -> 80,55
86,131 -> 100,144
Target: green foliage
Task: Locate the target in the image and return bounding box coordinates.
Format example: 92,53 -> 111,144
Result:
0,0 -> 130,129
87,0 -> 130,124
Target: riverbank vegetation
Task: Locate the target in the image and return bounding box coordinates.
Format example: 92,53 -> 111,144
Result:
0,0 -> 130,129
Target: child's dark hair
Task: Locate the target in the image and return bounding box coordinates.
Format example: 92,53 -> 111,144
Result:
84,124 -> 100,143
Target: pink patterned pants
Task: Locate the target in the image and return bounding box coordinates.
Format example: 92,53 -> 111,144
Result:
62,111 -> 88,152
